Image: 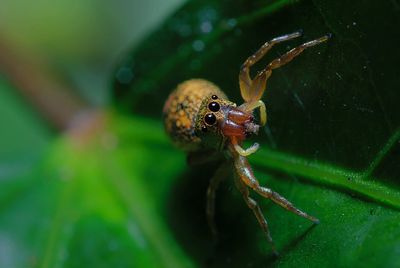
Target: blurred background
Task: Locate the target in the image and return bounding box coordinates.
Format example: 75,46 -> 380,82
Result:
1,0 -> 400,267
0,1 -> 189,267
0,0 -> 184,105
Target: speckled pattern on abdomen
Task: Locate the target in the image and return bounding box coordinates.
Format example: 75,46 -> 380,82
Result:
163,79 -> 227,151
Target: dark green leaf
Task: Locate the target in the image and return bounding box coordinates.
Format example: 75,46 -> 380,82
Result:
112,0 -> 400,266
2,0 -> 400,267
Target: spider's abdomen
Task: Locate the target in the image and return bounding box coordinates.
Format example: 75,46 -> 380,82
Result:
163,79 -> 227,151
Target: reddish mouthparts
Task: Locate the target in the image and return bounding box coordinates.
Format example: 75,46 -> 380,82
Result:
221,107 -> 255,141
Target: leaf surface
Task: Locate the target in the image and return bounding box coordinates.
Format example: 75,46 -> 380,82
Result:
112,0 -> 400,266
2,0 -> 400,267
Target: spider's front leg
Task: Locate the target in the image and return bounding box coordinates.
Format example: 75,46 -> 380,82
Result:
239,31 -> 303,103
239,31 -> 330,125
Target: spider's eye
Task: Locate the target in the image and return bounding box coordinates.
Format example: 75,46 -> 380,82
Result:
204,113 -> 217,126
211,95 -> 218,100
201,126 -> 208,132
208,102 -> 220,112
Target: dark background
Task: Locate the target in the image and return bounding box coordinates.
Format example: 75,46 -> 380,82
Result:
1,0 -> 400,267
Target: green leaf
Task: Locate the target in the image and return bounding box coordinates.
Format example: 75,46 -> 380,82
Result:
112,0 -> 400,266
0,75 -> 193,267
2,0 -> 400,267
0,112 -> 194,267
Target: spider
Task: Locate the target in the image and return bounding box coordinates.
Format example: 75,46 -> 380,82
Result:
163,31 -> 330,254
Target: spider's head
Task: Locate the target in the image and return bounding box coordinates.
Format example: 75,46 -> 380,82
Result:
195,94 -> 259,149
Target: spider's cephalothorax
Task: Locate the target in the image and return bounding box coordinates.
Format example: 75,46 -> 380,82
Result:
163,79 -> 262,155
194,92 -> 261,152
163,31 -> 329,254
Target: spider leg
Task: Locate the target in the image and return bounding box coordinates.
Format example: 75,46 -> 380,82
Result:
239,31 -> 302,102
234,172 -> 277,255
240,33 -> 330,124
239,100 -> 267,126
253,185 -> 319,224
206,161 -> 230,239
263,35 -> 330,74
231,146 -> 319,223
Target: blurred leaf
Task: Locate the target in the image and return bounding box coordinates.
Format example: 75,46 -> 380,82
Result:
112,0 -> 400,267
0,78 -> 51,213
0,111 -> 194,268
3,107 -> 400,267
0,78 -> 51,163
2,0 -> 400,267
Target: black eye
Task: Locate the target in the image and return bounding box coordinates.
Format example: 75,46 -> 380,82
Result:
204,113 -> 217,125
211,95 -> 218,100
201,126 -> 208,132
208,102 -> 220,112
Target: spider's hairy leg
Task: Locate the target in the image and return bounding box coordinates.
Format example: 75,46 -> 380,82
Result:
231,146 -> 319,223
206,161 -> 230,240
234,173 -> 278,255
239,100 -> 267,126
263,34 -> 330,73
253,185 -> 319,224
240,33 -> 330,107
239,31 -> 302,103
247,34 -> 330,104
